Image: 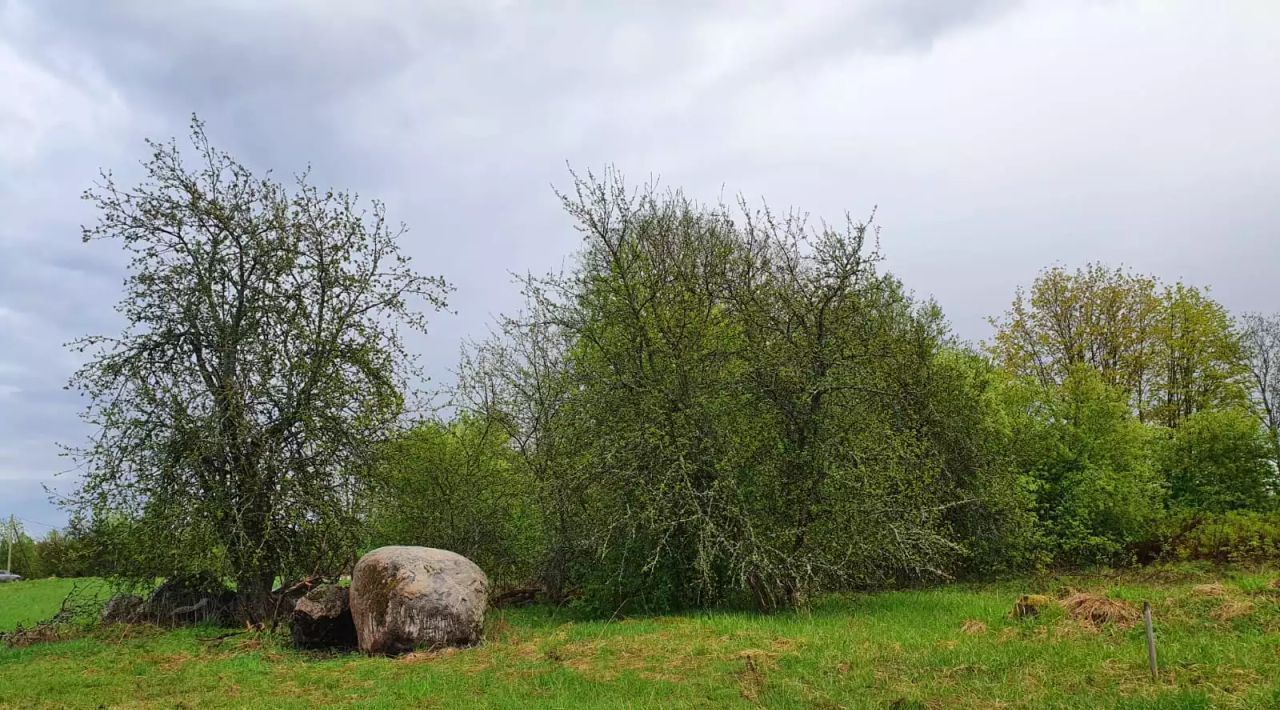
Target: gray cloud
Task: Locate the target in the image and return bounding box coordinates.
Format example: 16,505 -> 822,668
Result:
2,0 -> 1279,528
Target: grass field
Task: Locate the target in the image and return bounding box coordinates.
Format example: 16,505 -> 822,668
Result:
2,569 -> 1278,709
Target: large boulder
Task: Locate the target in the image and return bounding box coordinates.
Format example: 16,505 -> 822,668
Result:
291,584 -> 357,649
349,546 -> 488,655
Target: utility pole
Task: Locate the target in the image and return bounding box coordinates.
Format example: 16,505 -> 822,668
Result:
5,514 -> 14,573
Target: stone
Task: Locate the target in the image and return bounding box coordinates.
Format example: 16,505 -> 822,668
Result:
101,594 -> 145,624
272,577 -> 319,618
1011,593 -> 1054,619
291,584 -> 357,649
349,546 -> 488,655
145,573 -> 235,626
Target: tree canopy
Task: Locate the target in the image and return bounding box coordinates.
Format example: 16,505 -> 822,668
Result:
68,118 -> 449,613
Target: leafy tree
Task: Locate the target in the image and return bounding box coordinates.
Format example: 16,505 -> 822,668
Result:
1004,366 -> 1164,565
0,521 -> 40,577
67,118 -> 449,615
988,264 -> 1160,405
461,170 -> 1029,611
366,416 -> 544,589
1150,284 -> 1246,428
989,264 -> 1245,426
33,530 -> 82,578
1158,408 -> 1276,512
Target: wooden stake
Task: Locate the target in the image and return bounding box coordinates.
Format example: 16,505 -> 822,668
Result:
1143,601 -> 1158,681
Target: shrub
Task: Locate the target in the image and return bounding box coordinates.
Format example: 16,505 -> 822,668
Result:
366,416 -> 545,589
1153,510 -> 1280,564
1157,408 -> 1277,512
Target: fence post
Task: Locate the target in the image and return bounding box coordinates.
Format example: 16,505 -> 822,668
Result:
1143,601 -> 1158,681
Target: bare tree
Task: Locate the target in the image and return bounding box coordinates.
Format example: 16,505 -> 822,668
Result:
1240,312 -> 1280,455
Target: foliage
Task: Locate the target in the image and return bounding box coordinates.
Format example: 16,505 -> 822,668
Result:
1157,408 -> 1277,513
1000,366 -> 1164,565
66,117 -> 449,610
366,416 -> 545,589
0,523 -> 39,577
459,170 -> 1029,611
988,263 -> 1246,427
1240,311 -> 1280,456
1153,510 -> 1280,564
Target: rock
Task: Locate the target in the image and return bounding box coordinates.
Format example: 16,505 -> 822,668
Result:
1011,594 -> 1054,619
145,573 -> 235,626
291,584 -> 357,649
349,546 -> 489,655
170,597 -> 225,626
272,577 -> 320,618
101,594 -> 145,624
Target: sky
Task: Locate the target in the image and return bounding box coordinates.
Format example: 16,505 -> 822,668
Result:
2,0 -> 1279,531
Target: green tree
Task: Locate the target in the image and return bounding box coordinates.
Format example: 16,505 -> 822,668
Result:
1005,366 -> 1164,564
462,170 -> 1030,611
990,264 -> 1245,426
1,520 -> 41,578
1150,284 -> 1246,428
367,416 -> 544,589
67,118 -> 449,616
1239,312 -> 1280,457
1158,408 -> 1276,512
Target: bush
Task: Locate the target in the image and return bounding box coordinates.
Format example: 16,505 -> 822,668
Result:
1151,510 -> 1280,564
1000,366 -> 1165,566
366,416 -> 545,590
1157,408 -> 1277,512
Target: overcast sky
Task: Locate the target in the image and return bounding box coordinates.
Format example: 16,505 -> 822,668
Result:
3,0 -> 1279,531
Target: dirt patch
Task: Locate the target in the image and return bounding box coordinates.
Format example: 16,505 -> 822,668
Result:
1010,594 -> 1054,619
1061,593 -> 1139,628
400,646 -> 460,664
736,649 -> 776,701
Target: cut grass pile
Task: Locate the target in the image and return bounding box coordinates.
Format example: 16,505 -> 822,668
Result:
1,568 -> 1278,708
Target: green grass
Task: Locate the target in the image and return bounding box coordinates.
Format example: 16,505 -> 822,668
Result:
0,577 -> 109,632
2,569 -> 1279,708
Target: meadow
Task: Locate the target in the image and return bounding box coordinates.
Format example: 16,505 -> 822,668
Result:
2,568 -> 1278,709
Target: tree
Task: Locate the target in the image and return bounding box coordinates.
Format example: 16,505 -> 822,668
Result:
989,264 -> 1245,426
1003,366 -> 1164,564
1150,284 -> 1246,428
366,416 -> 544,589
0,520 -> 40,578
68,117 -> 449,615
1158,408 -> 1277,512
1239,312 -> 1280,456
461,170 -> 1029,611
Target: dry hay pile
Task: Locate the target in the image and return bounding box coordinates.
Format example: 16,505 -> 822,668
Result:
1212,599 -> 1254,622
1191,583 -> 1229,598
1061,593 -> 1139,628
960,619 -> 988,635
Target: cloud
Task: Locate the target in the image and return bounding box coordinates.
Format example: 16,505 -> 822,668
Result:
1,0 -> 1279,528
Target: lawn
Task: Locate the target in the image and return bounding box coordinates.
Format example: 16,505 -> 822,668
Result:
1,569 -> 1278,709
0,577 -> 109,632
